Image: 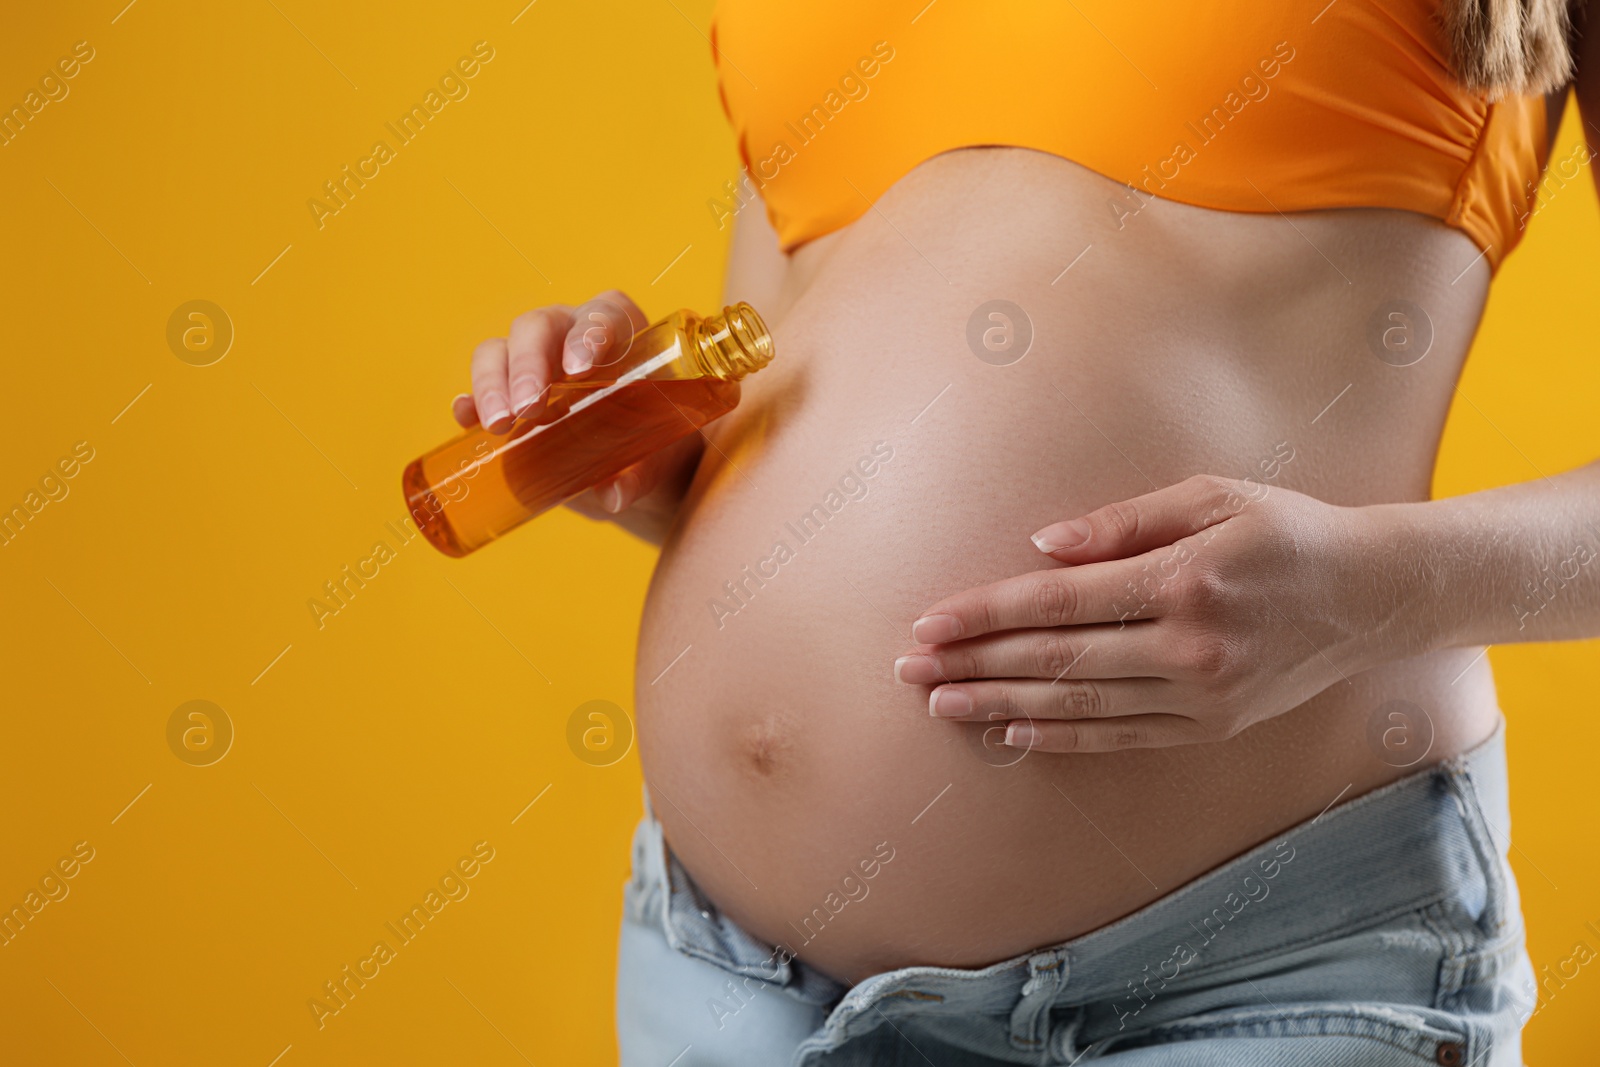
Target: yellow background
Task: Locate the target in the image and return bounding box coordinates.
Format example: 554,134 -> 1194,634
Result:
0,2 -> 1595,1064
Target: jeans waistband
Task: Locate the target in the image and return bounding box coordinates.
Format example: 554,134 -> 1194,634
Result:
822,721 -> 1513,1023
637,720 -> 1512,1033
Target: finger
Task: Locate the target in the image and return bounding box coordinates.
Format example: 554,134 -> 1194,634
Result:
1002,714 -> 1211,752
1032,475 -> 1248,563
505,305 -> 573,419
564,468 -> 637,520
469,337 -> 514,433
564,290 -> 649,375
895,622 -> 1166,685
586,468 -> 643,515
451,393 -> 479,428
911,558 -> 1174,643
926,677 -> 1174,721
563,439 -> 690,518
601,448 -> 677,510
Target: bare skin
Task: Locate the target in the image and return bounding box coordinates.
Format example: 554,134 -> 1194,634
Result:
455,84 -> 1600,988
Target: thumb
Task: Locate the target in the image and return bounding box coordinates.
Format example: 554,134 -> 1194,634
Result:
589,443 -> 686,514
1031,475 -> 1246,562
592,464 -> 650,514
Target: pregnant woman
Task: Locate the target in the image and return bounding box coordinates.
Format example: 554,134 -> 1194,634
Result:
456,1 -> 1600,1063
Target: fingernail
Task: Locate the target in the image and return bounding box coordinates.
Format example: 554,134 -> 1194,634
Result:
565,346 -> 593,374
893,655 -> 942,685
480,396 -> 511,430
910,614 -> 962,644
1005,722 -> 1043,748
451,392 -> 472,407
929,688 -> 971,717
613,470 -> 639,509
510,380 -> 540,415
1032,518 -> 1092,552
601,482 -> 625,513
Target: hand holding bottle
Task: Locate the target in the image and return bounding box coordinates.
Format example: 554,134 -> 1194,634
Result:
408,293 -> 775,555
449,290 -> 701,531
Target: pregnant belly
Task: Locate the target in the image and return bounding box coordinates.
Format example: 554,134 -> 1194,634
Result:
634,150 -> 1500,983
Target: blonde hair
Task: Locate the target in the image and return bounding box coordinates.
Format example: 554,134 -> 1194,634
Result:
1440,0 -> 1577,97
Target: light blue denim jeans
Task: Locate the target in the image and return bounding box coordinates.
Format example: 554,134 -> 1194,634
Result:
618,723 -> 1532,1066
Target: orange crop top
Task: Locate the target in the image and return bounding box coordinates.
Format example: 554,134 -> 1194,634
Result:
710,0 -> 1552,270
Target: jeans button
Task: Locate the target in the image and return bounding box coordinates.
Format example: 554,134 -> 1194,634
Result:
1435,1041 -> 1466,1066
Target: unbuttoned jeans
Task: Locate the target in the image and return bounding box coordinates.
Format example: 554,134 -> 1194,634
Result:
618,723 -> 1532,1066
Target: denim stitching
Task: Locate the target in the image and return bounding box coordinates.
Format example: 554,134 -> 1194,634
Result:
1421,901 -> 1470,1007
1150,1027 -> 1445,1061
1135,1006 -> 1467,1054
1441,925 -> 1527,1015
1444,762 -> 1512,940
1071,889 -> 1456,1009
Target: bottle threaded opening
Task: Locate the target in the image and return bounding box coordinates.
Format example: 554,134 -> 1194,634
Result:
698,302 -> 775,379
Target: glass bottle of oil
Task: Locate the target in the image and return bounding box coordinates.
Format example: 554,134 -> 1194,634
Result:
403,303 -> 774,557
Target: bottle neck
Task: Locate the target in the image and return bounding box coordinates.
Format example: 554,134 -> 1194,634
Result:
693,303 -> 775,380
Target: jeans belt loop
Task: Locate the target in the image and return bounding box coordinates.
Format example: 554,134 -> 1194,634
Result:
1009,948 -> 1068,1053
1446,761 -> 1510,937
639,787 -> 675,940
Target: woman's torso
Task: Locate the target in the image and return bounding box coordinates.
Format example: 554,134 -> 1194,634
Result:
637,148 -> 1501,983
633,0 -> 1543,984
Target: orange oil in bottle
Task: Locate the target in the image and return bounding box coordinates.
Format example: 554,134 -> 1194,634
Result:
402,303 -> 774,557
